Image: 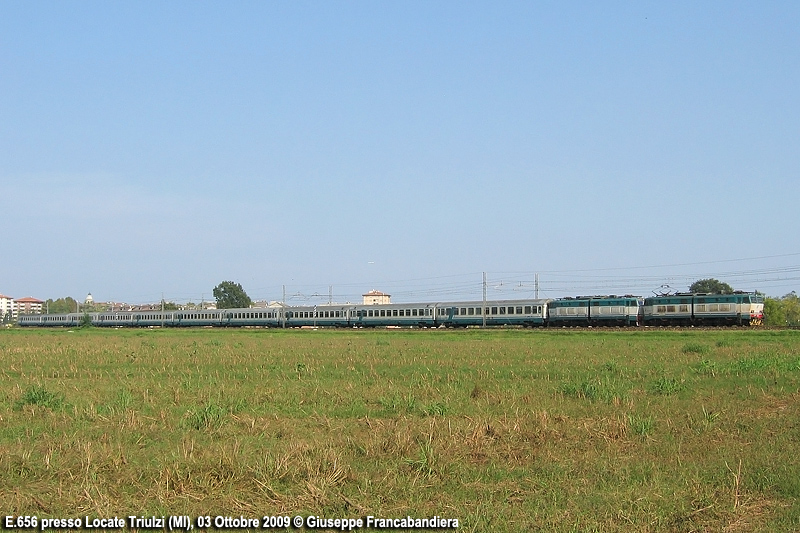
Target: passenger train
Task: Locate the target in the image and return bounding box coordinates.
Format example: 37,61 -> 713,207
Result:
17,292 -> 764,328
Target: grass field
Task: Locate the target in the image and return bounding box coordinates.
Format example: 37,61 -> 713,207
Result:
0,327 -> 798,531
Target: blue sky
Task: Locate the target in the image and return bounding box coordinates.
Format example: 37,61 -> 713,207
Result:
2,1 -> 798,305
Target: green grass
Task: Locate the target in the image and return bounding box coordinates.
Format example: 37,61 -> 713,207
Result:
0,327 -> 798,531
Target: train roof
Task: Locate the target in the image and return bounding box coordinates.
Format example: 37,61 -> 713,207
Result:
556,295 -> 642,300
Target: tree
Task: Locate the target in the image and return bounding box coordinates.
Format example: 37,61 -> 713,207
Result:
763,297 -> 785,326
689,278 -> 734,294
764,292 -> 800,327
213,281 -> 253,309
45,297 -> 78,314
783,292 -> 800,326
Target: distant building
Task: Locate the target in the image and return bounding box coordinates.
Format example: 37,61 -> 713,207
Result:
15,297 -> 44,315
362,290 -> 391,305
0,294 -> 14,319
85,293 -> 94,305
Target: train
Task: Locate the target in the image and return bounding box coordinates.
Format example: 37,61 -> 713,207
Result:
17,292 -> 764,328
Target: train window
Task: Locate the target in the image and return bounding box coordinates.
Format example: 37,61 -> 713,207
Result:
411,309 -> 417,316
424,309 -> 429,316
525,306 -> 531,314
399,309 -> 405,317
507,307 -> 514,314
499,307 -> 506,314
467,307 -> 474,315
491,307 -> 497,315
336,311 -> 340,317
392,309 -> 398,317
516,306 -> 523,314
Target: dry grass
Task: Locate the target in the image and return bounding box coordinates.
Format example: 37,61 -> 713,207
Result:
0,327 -> 798,531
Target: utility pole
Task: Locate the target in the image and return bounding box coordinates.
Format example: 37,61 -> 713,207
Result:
282,285 -> 286,328
535,273 -> 539,299
482,272 -> 487,328
329,285 -> 332,305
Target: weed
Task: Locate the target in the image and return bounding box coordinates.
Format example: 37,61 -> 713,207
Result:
650,376 -> 685,395
558,378 -> 627,403
702,406 -> 720,429
378,393 -> 417,414
682,343 -> 710,354
422,402 -> 447,416
733,355 -> 772,372
183,402 -> 227,430
16,385 -> 64,410
600,361 -> 620,375
116,389 -> 133,410
693,359 -> 717,376
628,414 -> 655,437
405,439 -> 437,478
